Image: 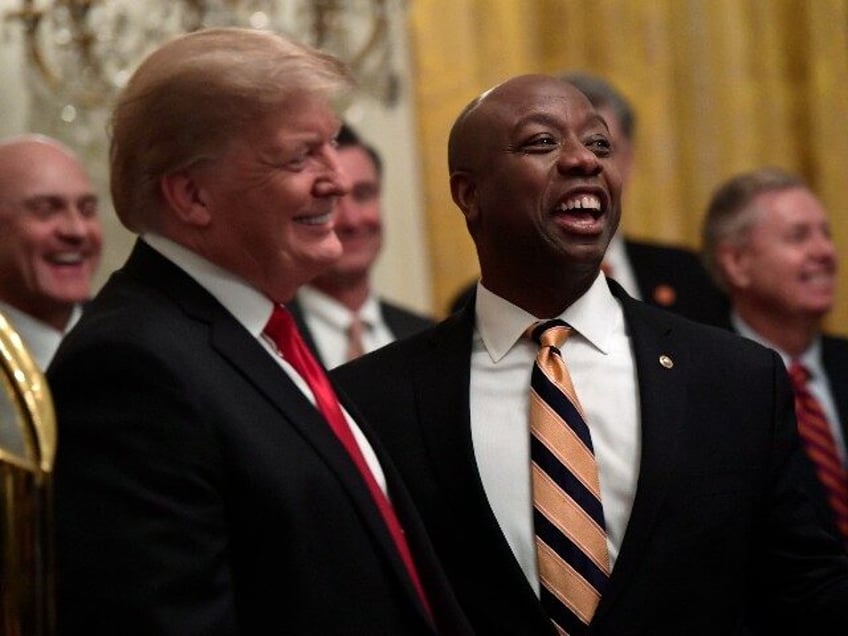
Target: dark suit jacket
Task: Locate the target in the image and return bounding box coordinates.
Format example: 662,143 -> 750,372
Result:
449,238 -> 729,327
288,293 -> 435,367
334,280 -> 848,635
48,240 -> 472,636
625,238 -> 729,326
720,316 -> 848,543
822,334 -> 848,441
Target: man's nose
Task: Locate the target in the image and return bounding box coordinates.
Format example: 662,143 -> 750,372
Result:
57,207 -> 88,237
317,144 -> 352,197
557,139 -> 602,175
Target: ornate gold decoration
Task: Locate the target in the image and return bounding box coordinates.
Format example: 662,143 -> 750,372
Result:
0,310 -> 57,635
5,1 -> 401,152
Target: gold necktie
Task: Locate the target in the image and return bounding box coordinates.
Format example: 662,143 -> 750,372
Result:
527,320 -> 610,635
345,314 -> 367,362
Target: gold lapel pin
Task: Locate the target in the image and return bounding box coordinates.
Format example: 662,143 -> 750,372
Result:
659,355 -> 674,369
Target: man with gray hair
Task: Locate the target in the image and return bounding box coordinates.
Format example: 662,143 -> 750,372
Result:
702,166 -> 848,547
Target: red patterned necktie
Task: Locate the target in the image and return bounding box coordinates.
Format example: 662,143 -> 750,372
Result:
264,304 -> 432,617
787,360 -> 848,542
527,320 -> 610,635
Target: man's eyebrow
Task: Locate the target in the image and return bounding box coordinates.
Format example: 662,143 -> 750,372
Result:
22,194 -> 62,205
22,193 -> 99,207
509,110 -> 611,133
509,112 -> 563,132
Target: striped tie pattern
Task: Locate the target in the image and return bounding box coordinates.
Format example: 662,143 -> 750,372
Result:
787,361 -> 848,542
528,320 -> 610,635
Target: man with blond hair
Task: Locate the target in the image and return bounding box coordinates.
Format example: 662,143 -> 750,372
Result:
48,28 -> 470,635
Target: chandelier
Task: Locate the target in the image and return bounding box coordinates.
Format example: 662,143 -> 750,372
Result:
4,0 -> 402,152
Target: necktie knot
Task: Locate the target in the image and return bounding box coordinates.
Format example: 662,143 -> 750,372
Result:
528,319 -> 572,350
788,360 -> 811,386
264,304 -> 302,363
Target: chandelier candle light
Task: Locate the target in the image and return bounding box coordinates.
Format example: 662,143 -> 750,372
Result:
4,0 -> 400,153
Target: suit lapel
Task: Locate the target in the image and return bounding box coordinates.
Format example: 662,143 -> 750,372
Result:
595,284 -> 691,618
123,241 -> 426,619
411,305 -> 550,614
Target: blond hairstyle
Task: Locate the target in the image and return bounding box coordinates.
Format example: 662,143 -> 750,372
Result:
110,27 -> 354,233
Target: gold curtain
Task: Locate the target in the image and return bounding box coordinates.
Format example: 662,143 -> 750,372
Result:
409,0 -> 848,336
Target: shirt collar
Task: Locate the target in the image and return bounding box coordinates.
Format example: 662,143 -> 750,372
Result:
475,273 -> 618,363
730,310 -> 824,376
297,285 -> 381,330
142,233 -> 273,337
0,301 -> 82,370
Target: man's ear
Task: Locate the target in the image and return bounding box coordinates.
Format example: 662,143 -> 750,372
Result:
160,169 -> 213,227
715,242 -> 751,290
450,171 -> 478,224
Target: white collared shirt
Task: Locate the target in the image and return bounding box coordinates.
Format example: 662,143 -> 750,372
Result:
295,285 -> 394,369
0,301 -> 82,371
731,311 -> 846,466
603,232 -> 641,300
142,233 -> 390,494
470,274 -> 641,594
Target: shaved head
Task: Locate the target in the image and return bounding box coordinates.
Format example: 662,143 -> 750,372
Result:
445,74 -> 621,316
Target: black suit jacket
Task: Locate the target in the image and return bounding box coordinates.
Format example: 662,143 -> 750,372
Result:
822,335 -> 848,438
720,316 -> 848,542
48,240 -> 471,636
334,280 -> 848,635
288,293 -> 435,367
624,238 -> 729,326
449,238 -> 729,327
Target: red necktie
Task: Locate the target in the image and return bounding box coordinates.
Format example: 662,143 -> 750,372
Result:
264,305 -> 432,617
787,360 -> 848,542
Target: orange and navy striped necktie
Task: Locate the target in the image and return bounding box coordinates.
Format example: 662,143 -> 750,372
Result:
527,320 -> 610,635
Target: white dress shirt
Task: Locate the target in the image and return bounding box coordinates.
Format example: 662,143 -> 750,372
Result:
731,311 -> 846,466
295,285 -> 395,369
142,233 -> 390,494
470,274 -> 641,594
602,232 -> 641,300
0,300 -> 82,371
